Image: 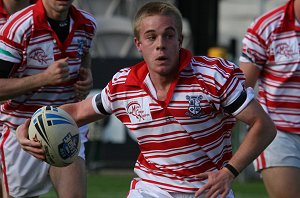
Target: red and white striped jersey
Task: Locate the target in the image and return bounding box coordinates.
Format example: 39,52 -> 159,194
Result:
240,0 -> 300,134
97,49 -> 251,192
0,0 -> 96,130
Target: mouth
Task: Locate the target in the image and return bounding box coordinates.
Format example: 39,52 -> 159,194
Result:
56,0 -> 70,2
156,56 -> 168,61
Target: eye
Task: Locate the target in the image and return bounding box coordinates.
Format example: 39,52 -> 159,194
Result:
166,34 -> 174,39
146,35 -> 156,41
164,31 -> 175,40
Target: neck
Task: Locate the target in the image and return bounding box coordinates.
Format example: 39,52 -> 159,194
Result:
3,0 -> 31,15
42,0 -> 69,21
294,0 -> 300,22
149,70 -> 177,90
46,10 -> 69,21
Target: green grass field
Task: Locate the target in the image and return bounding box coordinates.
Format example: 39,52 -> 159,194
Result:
41,170 -> 268,198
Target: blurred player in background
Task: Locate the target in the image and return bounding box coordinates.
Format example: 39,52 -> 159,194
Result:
0,1 -> 36,197
17,1 -> 276,198
0,0 -> 96,197
240,0 -> 300,197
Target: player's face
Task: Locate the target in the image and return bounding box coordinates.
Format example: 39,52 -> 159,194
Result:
43,0 -> 74,20
134,15 -> 183,77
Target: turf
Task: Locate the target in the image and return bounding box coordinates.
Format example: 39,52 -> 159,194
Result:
41,171 -> 268,198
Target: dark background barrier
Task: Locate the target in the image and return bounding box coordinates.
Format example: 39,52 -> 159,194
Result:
91,57 -> 142,89
86,58 -> 142,170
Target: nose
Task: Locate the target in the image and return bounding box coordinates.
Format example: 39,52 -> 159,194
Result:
156,36 -> 166,51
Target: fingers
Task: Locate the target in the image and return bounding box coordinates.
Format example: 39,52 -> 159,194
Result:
16,119 -> 45,160
58,57 -> 69,64
16,119 -> 30,141
194,172 -> 208,179
194,173 -> 209,197
27,151 -> 45,161
74,67 -> 93,100
194,171 -> 232,198
195,184 -> 209,198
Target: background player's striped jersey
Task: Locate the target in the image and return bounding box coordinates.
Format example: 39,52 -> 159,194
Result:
0,1 -> 96,130
240,0 -> 300,134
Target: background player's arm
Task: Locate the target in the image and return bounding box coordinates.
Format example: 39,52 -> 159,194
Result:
0,58 -> 70,101
74,52 -> 93,100
239,62 -> 261,88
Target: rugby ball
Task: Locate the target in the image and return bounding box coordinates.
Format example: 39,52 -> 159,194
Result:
28,106 -> 80,167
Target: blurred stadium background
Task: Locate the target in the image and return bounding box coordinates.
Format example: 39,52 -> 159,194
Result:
47,0 -> 287,197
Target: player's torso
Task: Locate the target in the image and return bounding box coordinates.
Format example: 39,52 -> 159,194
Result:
108,65 -> 236,170
106,65 -> 236,192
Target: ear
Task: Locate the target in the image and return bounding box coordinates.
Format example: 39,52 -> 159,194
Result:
134,37 -> 142,52
179,34 -> 184,48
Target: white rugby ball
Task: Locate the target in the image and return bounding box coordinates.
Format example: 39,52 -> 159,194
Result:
28,106 -> 80,167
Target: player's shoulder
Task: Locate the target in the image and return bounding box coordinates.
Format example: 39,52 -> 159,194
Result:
76,8 -> 97,30
192,56 -> 236,73
191,56 -> 243,91
110,67 -> 132,85
5,5 -> 34,25
0,5 -> 34,37
250,4 -> 286,33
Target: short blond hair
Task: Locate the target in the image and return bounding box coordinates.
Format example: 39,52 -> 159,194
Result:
133,1 -> 183,40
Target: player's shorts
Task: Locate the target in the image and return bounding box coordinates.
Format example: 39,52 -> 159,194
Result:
78,124 -> 89,160
127,178 -> 234,198
254,130 -> 300,171
0,125 -> 87,197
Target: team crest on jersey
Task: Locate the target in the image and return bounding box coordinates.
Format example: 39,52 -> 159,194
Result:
273,37 -> 299,63
275,43 -> 297,58
186,95 -> 203,118
126,98 -> 152,124
29,48 -> 52,65
77,39 -> 86,58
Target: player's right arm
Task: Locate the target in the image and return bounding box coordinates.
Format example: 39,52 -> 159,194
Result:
0,57 -> 70,101
16,92 -> 109,159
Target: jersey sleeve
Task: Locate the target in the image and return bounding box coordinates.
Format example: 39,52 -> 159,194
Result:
239,21 -> 267,70
92,88 -> 112,115
0,16 -> 25,63
79,10 -> 97,54
195,57 -> 254,115
223,87 -> 255,116
217,60 -> 255,115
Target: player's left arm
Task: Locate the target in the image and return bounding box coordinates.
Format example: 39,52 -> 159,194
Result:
74,52 -> 93,100
228,97 -> 277,174
195,96 -> 276,198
